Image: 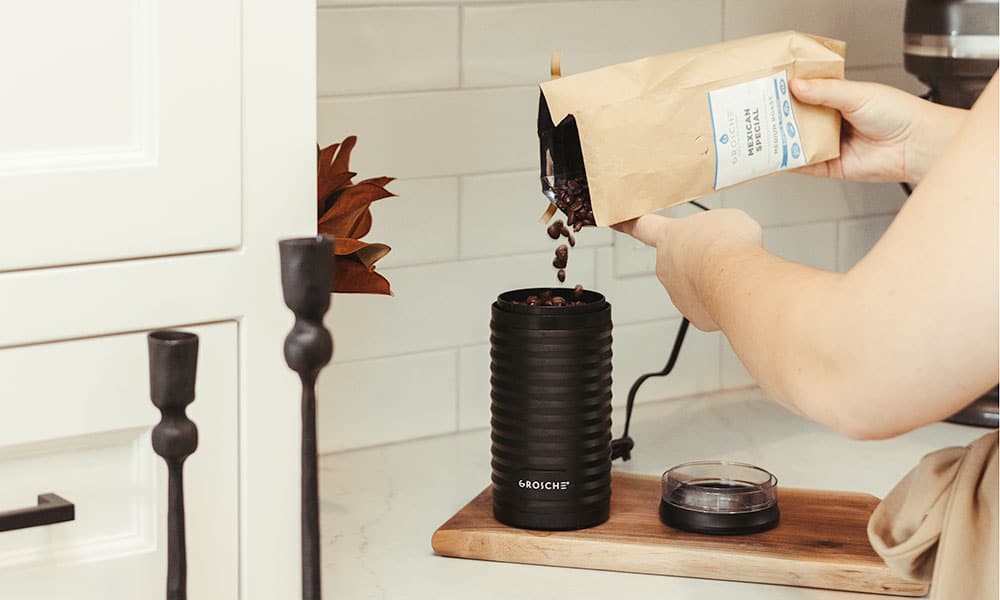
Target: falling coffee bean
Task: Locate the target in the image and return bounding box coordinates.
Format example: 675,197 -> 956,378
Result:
547,220 -> 564,240
552,244 -> 568,269
544,179 -> 594,283
573,284 -> 583,298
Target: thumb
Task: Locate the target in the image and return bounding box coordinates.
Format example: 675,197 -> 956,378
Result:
790,78 -> 874,116
612,214 -> 672,247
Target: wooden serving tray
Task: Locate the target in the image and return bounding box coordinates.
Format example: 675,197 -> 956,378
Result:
432,472 -> 927,597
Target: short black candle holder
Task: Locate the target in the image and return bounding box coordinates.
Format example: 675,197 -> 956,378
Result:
147,330 -> 200,600
279,235 -> 334,600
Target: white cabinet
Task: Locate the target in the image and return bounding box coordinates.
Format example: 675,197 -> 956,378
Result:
0,0 -> 317,598
0,324 -> 238,599
0,0 -> 242,272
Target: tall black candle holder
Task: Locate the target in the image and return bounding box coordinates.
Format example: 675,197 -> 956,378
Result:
147,330 -> 200,600
279,235 -> 334,600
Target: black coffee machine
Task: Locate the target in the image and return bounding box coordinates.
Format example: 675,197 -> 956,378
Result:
904,0 -> 999,427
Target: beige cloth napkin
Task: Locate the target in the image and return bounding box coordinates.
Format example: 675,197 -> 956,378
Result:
868,431 -> 999,600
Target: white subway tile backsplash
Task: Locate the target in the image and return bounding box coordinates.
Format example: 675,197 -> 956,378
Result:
317,7 -> 458,96
763,221 -> 838,271
723,0 -> 905,68
459,170 -> 612,259
458,343 -> 490,431
612,233 -> 657,278
462,0 -> 722,87
328,249 -> 597,362
318,86 -> 538,179
367,177 -> 459,268
596,246 -> 681,324
838,214 -> 894,272
723,174 -> 905,228
611,318 -> 722,408
316,349 -> 457,453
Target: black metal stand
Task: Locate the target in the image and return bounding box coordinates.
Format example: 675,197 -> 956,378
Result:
148,330 -> 200,600
279,236 -> 334,600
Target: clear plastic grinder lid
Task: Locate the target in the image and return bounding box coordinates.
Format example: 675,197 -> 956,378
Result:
662,461 -> 778,515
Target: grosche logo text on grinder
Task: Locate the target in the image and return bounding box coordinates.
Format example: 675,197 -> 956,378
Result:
519,479 -> 571,491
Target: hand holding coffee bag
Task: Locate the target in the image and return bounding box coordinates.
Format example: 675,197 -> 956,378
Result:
538,31 -> 846,226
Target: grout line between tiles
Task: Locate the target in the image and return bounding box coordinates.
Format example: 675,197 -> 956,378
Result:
454,349 -> 462,432
323,386 -> 762,455
332,314 -> 689,367
316,65 -> 907,100
835,214 -> 843,272
759,210 -> 902,233
719,0 -> 726,41
317,69 -> 909,104
316,66 -> 904,102
457,5 -> 464,87
455,176 -> 465,262
381,242 -> 607,270
317,0 -> 614,9
377,212 -> 900,274
317,82 -> 536,101
718,331 -> 726,390
375,209 -> 899,273
392,167 -> 535,182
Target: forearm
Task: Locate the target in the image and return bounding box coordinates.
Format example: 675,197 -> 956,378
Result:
666,77 -> 998,440
698,199 -> 996,440
907,102 -> 967,184
696,242 -> 871,435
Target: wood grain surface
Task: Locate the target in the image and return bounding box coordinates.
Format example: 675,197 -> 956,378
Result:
432,472 -> 928,597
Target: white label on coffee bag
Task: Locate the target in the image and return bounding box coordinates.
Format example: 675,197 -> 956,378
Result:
708,70 -> 806,189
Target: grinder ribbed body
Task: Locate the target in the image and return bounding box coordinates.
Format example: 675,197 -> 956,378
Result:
490,288 -> 612,530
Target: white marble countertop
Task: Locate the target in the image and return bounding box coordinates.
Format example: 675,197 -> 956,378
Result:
320,387 -> 989,599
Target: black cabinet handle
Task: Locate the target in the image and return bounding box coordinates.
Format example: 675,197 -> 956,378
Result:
0,493 -> 75,533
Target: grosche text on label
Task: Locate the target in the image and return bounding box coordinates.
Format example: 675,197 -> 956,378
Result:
708,70 -> 807,189
519,479 -> 570,491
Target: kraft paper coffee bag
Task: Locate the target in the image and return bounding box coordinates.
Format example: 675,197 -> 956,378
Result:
538,31 -> 846,226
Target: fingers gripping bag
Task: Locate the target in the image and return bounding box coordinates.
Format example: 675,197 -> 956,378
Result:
538,31 -> 846,226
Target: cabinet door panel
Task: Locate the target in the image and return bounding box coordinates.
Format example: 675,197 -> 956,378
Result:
0,0 -> 242,271
0,322 -> 238,600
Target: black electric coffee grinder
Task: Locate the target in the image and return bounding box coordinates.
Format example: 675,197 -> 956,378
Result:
904,0 -> 999,428
492,55 -> 774,534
